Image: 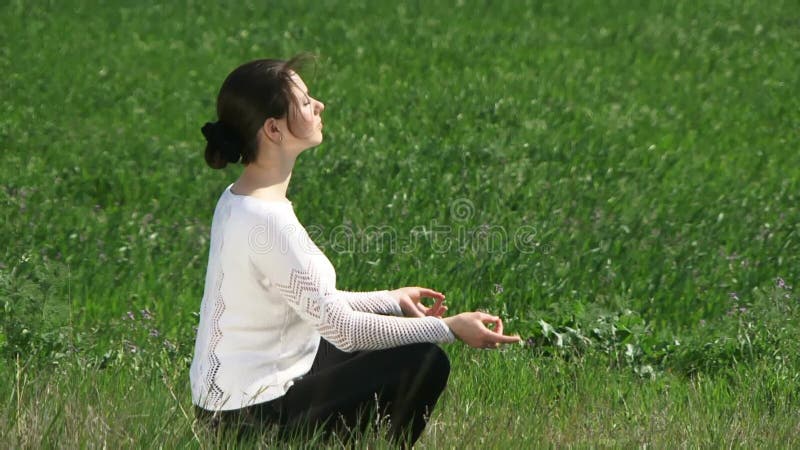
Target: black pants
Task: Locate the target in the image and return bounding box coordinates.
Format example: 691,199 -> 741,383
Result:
196,339 -> 450,447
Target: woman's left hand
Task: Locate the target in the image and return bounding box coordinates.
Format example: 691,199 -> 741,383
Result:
389,287 -> 447,318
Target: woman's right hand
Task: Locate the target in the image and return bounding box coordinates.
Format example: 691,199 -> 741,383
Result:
442,312 -> 521,349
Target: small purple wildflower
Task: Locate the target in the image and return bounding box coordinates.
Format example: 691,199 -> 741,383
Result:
163,339 -> 177,352
494,283 -> 504,294
729,292 -> 739,301
125,311 -> 135,321
776,277 -> 792,290
149,328 -> 160,338
738,307 -> 748,314
140,308 -> 153,320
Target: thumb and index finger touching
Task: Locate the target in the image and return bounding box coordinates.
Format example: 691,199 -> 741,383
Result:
416,289 -> 520,344
477,312 -> 521,344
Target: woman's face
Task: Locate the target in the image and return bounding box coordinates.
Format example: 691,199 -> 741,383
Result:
286,72 -> 325,148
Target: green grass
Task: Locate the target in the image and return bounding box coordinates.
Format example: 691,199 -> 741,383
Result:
4,349 -> 799,448
2,0 -> 799,447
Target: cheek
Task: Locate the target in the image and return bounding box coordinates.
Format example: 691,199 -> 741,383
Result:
304,106 -> 316,121
300,109 -> 317,129
291,106 -> 313,122
289,108 -> 317,136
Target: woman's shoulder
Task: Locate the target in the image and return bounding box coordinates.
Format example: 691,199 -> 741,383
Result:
218,188 -> 299,236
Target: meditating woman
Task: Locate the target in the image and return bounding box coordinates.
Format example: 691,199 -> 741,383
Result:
190,56 -> 520,446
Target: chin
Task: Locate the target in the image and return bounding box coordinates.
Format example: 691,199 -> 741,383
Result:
298,129 -> 324,150
303,137 -> 323,150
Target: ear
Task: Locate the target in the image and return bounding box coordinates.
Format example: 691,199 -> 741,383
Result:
261,118 -> 284,144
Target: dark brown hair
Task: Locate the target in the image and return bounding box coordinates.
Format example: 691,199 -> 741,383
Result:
202,55 -> 311,169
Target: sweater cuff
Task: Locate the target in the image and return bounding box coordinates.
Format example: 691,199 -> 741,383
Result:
434,317 -> 456,343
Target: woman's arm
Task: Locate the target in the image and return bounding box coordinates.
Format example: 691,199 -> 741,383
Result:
247,213 -> 517,351
340,290 -> 403,316
308,293 -> 454,352
341,287 -> 448,318
248,217 -> 455,351
267,262 -> 455,352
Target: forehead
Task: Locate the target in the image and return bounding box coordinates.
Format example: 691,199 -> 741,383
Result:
288,71 -> 308,93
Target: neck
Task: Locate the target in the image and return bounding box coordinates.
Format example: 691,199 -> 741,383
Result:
234,145 -> 297,201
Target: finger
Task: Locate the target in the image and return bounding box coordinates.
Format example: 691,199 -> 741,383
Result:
477,312 -> 498,322
402,299 -> 425,318
419,287 -> 444,299
480,315 -> 504,334
487,332 -> 522,344
419,288 -> 445,300
427,303 -> 446,318
478,314 -> 503,332
406,307 -> 424,318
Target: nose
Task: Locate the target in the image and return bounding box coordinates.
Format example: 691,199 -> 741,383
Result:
316,99 -> 325,114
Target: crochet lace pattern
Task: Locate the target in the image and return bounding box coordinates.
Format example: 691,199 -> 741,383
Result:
204,270 -> 226,408
273,260 -> 453,352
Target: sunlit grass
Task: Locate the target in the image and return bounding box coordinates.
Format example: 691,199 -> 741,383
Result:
1,0 -> 799,447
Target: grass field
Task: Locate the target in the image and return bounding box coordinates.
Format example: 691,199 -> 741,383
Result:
2,0 -> 799,447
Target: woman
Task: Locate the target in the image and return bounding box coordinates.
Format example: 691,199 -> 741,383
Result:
190,56 -> 520,446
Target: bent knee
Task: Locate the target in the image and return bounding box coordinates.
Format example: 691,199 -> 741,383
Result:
407,343 -> 450,382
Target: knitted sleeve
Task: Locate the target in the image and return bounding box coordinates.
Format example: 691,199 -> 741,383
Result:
248,214 -> 454,352
317,297 -> 453,352
341,290 -> 403,316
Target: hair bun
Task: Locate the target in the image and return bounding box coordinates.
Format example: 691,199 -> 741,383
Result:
201,121 -> 243,164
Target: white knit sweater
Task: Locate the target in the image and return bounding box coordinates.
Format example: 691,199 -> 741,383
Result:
190,184 -> 455,411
